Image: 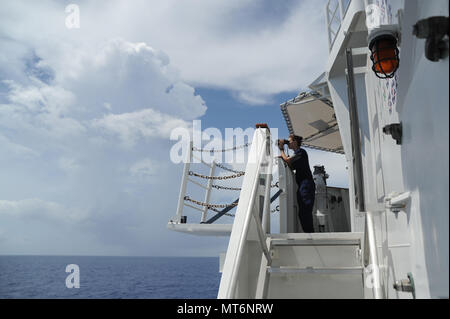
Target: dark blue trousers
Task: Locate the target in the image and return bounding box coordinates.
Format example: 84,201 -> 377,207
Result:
297,179 -> 315,233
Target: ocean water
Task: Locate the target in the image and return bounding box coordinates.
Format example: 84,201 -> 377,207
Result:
0,256 -> 221,299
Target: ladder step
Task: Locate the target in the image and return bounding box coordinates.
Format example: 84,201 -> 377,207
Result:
268,266 -> 363,275
270,239 -> 360,246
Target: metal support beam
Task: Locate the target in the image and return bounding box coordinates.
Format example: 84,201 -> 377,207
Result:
203,189 -> 282,225
345,48 -> 366,212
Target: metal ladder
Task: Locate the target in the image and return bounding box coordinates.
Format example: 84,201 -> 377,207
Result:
257,232 -> 369,299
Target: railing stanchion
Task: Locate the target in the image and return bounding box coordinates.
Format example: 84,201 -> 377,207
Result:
175,140 -> 192,223
261,138 -> 273,234
365,211 -> 385,299
201,161 -> 216,223
325,1 -> 332,51
338,0 -> 345,22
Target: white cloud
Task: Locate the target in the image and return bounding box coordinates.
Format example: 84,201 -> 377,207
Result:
0,0 -> 328,105
128,158 -> 168,185
0,0 -> 332,256
58,157 -> 81,173
233,91 -> 275,106
0,26 -> 211,255
58,39 -> 207,120
0,134 -> 39,159
0,198 -> 87,223
92,108 -> 191,148
4,79 -> 74,115
122,0 -> 329,103
0,79 -> 86,142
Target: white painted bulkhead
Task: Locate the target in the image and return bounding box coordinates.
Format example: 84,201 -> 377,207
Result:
326,0 -> 448,298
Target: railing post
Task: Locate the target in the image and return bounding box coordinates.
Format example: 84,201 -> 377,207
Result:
175,140 -> 192,223
338,0 -> 345,21
261,137 -> 273,234
201,161 -> 216,223
325,1 -> 332,51
365,211 -> 385,299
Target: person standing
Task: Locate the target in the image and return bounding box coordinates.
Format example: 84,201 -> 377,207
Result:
278,134 -> 315,233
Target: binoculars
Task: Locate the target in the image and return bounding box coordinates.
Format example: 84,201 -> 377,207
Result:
278,139 -> 289,146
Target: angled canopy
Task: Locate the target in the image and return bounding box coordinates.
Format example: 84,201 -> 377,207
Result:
280,91 -> 344,154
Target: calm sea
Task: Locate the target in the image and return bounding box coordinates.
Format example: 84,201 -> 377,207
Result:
0,256 -> 221,299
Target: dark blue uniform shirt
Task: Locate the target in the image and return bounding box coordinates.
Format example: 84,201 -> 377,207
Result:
290,148 -> 313,185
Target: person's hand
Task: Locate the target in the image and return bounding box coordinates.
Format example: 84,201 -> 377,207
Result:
278,139 -> 285,150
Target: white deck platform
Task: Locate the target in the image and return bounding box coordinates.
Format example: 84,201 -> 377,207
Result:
167,222 -> 232,236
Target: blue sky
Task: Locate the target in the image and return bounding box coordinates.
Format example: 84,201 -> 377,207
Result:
197,88 -> 294,137
0,0 -> 347,257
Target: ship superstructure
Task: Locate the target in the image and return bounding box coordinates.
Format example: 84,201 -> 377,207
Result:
168,0 -> 449,299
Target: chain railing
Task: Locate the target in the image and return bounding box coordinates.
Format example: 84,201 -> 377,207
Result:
212,184 -> 242,191
184,196 -> 238,209
175,141 -> 254,224
211,181 -> 279,192
215,162 -> 245,175
184,196 -> 237,217
188,170 -> 245,180
192,142 -> 251,153
174,139 -> 281,226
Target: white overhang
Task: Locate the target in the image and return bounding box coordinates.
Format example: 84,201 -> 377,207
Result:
280,92 -> 344,154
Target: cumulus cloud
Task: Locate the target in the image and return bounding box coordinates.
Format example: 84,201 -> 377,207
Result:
60,40 -> 207,120
92,108 -> 191,148
0,79 -> 86,141
1,0 -> 328,105
0,0 -> 333,256
0,13 -> 210,255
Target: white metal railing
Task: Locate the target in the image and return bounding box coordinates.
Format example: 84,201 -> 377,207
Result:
218,128 -> 273,298
363,211 -> 385,299
325,0 -> 352,51
174,140 -> 237,224
173,138 -> 253,225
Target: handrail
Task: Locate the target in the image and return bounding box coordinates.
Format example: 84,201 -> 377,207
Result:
326,0 -> 353,51
364,211 -> 385,299
261,134 -> 273,233
218,128 -> 273,299
252,205 -> 272,266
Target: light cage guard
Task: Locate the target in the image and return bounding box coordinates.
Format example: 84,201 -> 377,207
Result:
369,34 -> 400,79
